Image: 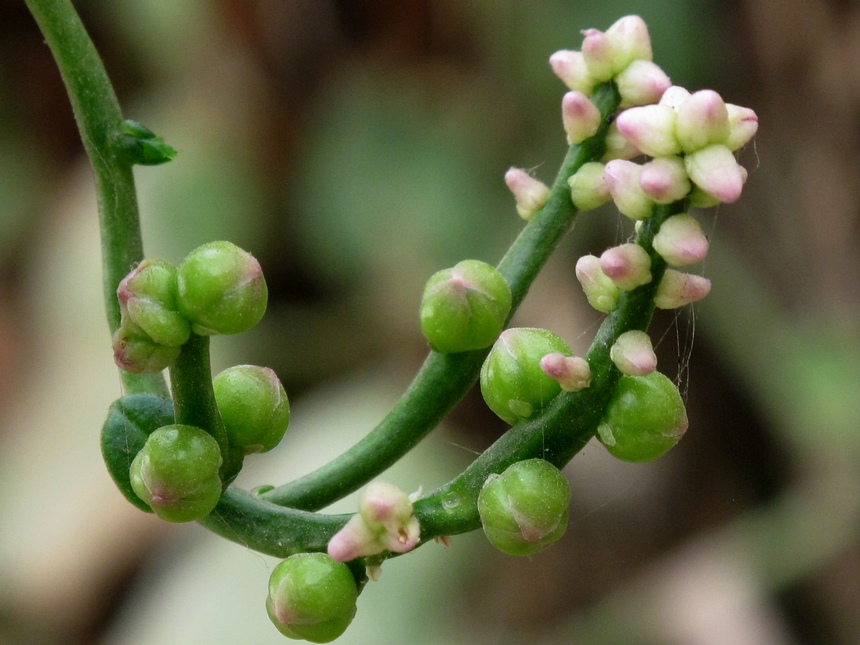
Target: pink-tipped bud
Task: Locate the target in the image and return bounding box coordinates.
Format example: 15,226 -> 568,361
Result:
675,90 -> 730,153
602,123 -> 641,161
615,60 -> 671,107
327,514 -> 379,562
505,167 -> 550,220
688,186 -> 722,208
600,243 -> 653,291
615,104 -> 681,157
562,91 -> 602,145
575,254 -> 620,313
652,213 -> 709,266
568,161 -> 610,211
605,15 -> 653,69
654,270 -> 712,309
540,352 -> 592,392
684,144 -> 746,203
659,85 -> 692,111
581,28 -> 617,82
639,156 -> 691,204
610,330 -> 657,376
604,159 -> 654,220
725,104 -> 759,151
549,50 -> 596,95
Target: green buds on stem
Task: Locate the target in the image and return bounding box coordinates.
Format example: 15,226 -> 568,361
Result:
112,319 -> 181,373
266,553 -> 358,643
478,459 -> 570,556
419,259 -> 511,354
117,259 -> 191,347
597,371 -> 688,462
129,424 -> 223,522
213,365 -> 290,454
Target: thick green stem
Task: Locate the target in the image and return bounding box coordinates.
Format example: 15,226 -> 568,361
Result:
25,0 -> 167,397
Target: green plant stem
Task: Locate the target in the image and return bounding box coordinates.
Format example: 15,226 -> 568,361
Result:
262,83 -> 622,511
25,0 -> 167,398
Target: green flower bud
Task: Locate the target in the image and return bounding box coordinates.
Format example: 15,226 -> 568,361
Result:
129,424 -> 223,522
117,259 -> 191,347
213,365 -> 290,454
266,553 -> 358,643
419,259 -> 511,354
478,459 -> 570,556
480,328 -> 571,425
177,241 -> 268,336
597,371 -> 688,462
112,318 -> 181,373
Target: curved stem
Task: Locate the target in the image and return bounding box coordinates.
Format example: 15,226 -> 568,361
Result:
25,0 -> 167,398
262,83 -> 622,511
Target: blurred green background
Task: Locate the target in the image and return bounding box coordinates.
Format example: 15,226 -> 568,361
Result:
1,0 -> 859,643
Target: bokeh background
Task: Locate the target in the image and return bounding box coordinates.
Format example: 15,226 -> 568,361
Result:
1,0 -> 859,643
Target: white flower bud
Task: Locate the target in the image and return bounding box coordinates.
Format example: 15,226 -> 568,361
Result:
654,270 -> 712,309
602,122 -> 641,161
615,60 -> 671,107
610,330 -> 657,376
539,352 -> 592,392
581,28 -> 617,82
549,50 -> 596,95
568,162 -> 610,211
575,254 -> 620,313
604,159 -> 654,220
615,104 -> 681,157
725,104 -> 759,151
562,91 -> 602,145
605,15 -> 653,69
600,243 -> 653,291
652,213 -> 709,266
639,156 -> 691,204
684,143 -> 746,203
505,167 -> 550,221
675,89 -> 731,153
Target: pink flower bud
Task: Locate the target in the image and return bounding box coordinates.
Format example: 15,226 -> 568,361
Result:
539,352 -> 592,392
327,514 -> 379,562
581,28 -> 617,82
652,213 -> 709,266
654,270 -> 712,309
610,330 -> 657,376
684,144 -> 746,203
549,50 -> 596,95
725,104 -> 759,151
659,85 -> 692,111
615,60 -> 671,107
505,167 -> 550,220
575,254 -> 620,313
604,159 -> 654,220
602,123 -> 641,161
600,243 -> 653,291
615,104 -> 681,157
675,90 -> 730,153
568,161 -> 610,211
605,15 -> 653,69
562,91 -> 602,145
639,156 -> 691,204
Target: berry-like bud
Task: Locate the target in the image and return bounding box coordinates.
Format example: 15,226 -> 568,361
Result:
610,330 -> 657,376
112,318 -> 181,373
654,269 -> 712,309
652,213 -> 709,266
725,104 -> 759,151
478,459 -> 570,556
604,160 -> 654,220
568,162 -> 610,211
177,241 -> 268,336
549,50 -> 595,95
213,365 -> 290,454
615,104 -> 681,157
539,352 -> 592,392
615,60 -> 671,107
480,328 -> 572,425
419,259 -> 512,354
675,89 -> 730,153
684,143 -> 746,203
129,424 -> 223,522
600,243 -> 653,291
505,167 -> 550,220
562,91 -> 602,145
117,259 -> 191,347
575,254 -> 620,313
266,553 -> 358,643
597,371 -> 688,462
639,156 -> 691,204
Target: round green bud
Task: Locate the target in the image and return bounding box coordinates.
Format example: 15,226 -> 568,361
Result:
112,318 -> 181,373
419,259 -> 512,354
129,424 -> 223,522
177,241 -> 268,336
477,459 -> 570,556
266,553 -> 358,643
118,259 -> 191,347
597,371 -> 689,462
480,328 -> 572,425
213,365 -> 290,454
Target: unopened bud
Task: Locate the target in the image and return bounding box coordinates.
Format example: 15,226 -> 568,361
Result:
602,122 -> 641,161
684,144 -> 746,203
610,330 -> 657,376
604,159 -> 654,220
725,104 -> 759,151
117,259 -> 191,348
675,90 -> 730,153
562,91 -> 602,145
549,50 -> 596,95
605,15 -> 653,69
505,167 -> 550,220
581,28 -> 617,82
639,156 -> 691,204
659,85 -> 692,111
112,319 -> 181,374
615,60 -> 671,107
539,352 -> 592,391
575,254 -> 620,313
652,213 -> 709,266
600,243 -> 653,291
615,104 -> 681,157
568,162 -> 610,211
654,270 -> 712,309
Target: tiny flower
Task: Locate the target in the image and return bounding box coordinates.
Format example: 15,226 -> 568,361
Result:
568,161 -> 610,211
575,254 -> 620,313
615,104 -> 681,157
505,167 -> 551,220
675,89 -> 731,153
639,156 -> 691,204
605,15 -> 653,69
725,104 -> 759,151
610,330 -> 657,376
549,50 -> 596,95
604,159 -> 654,220
652,213 -> 709,266
615,60 -> 671,107
654,269 -> 712,309
602,122 -> 641,161
581,28 -> 617,82
539,352 -> 592,391
599,243 -> 653,291
562,91 -> 602,145
684,143 -> 747,203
